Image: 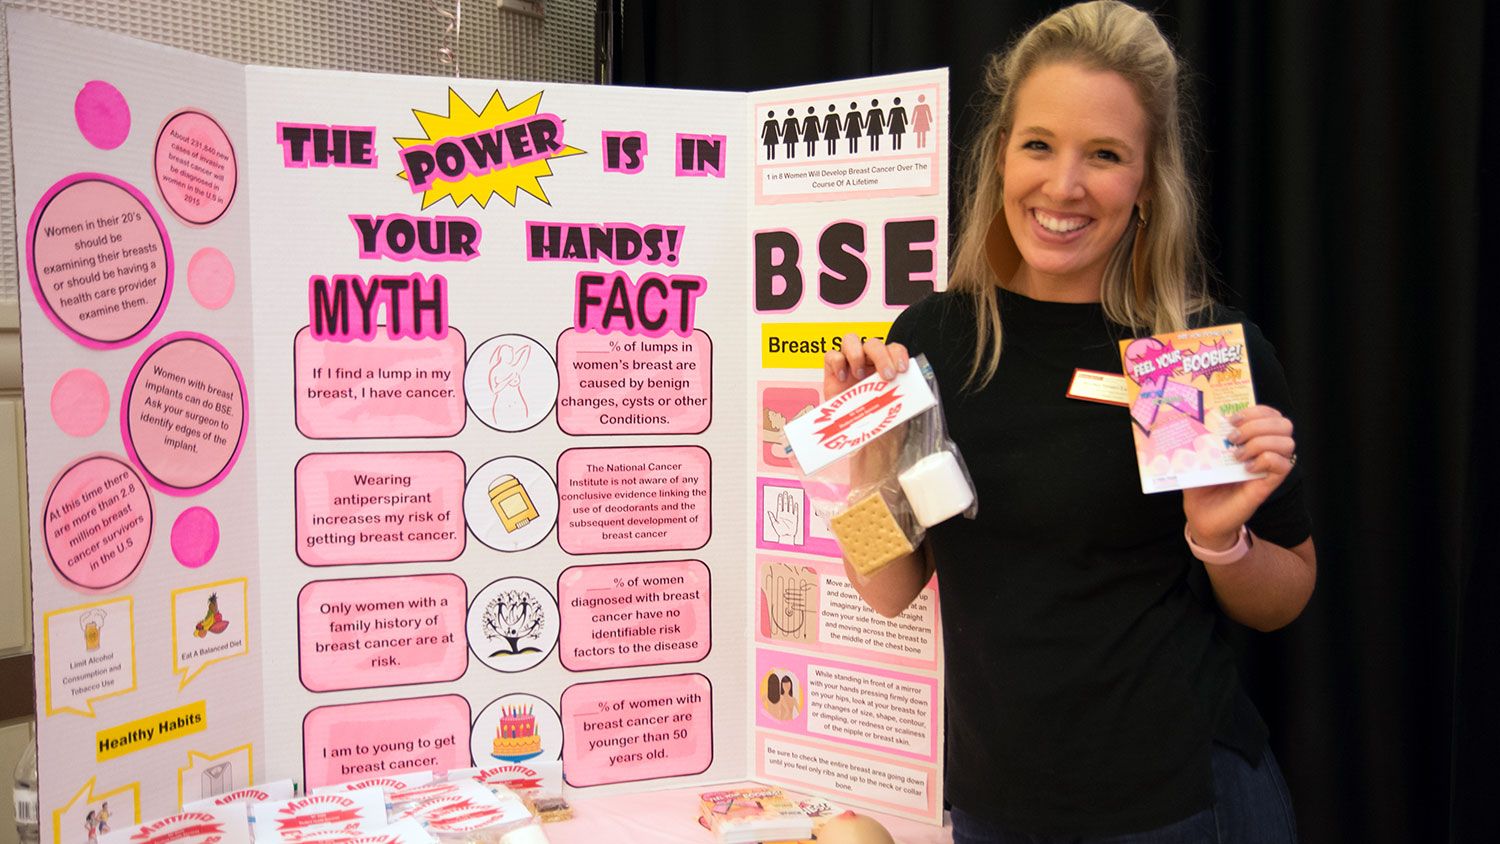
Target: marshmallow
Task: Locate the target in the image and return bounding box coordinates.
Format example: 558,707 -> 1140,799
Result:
498,824 -> 550,844
898,451 -> 974,527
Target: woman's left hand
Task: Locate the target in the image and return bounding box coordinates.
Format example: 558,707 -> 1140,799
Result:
1181,404 -> 1297,550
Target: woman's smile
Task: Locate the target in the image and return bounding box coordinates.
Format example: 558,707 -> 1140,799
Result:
1001,62 -> 1150,300
1031,208 -> 1093,236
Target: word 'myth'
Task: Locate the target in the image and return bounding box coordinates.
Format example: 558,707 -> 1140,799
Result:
400,115 -> 564,192
309,274 -> 447,341
575,271 -> 705,338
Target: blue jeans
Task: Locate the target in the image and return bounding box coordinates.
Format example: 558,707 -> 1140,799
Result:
950,743 -> 1298,843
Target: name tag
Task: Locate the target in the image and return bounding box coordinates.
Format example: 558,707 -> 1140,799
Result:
1067,369 -> 1129,406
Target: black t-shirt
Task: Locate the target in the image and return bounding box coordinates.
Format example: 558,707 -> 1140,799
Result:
888,289 -> 1312,835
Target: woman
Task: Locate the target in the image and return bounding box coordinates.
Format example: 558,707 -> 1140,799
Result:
779,675 -> 800,719
823,2 -> 1315,840
765,672 -> 798,721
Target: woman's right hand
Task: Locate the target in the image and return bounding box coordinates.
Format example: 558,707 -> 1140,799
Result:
822,331 -> 910,398
819,332 -> 932,616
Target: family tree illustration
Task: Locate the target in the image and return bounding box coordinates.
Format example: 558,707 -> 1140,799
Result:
480,589 -> 546,658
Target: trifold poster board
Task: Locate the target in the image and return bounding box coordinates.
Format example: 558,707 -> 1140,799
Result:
9,10 -> 948,842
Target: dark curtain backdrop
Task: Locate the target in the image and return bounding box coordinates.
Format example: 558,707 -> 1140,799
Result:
613,2 -> 1494,842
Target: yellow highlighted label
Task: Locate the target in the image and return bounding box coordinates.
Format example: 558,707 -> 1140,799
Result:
761,322 -> 892,369
96,700 -> 206,762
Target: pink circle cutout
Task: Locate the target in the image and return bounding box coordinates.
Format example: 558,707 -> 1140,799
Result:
42,453 -> 154,592
171,507 -> 220,568
121,332 -> 248,496
74,81 -> 130,150
154,110 -> 238,226
50,369 -> 110,437
26,173 -> 173,349
187,247 -> 235,309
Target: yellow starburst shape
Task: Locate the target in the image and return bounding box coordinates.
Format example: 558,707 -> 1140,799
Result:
395,89 -> 584,209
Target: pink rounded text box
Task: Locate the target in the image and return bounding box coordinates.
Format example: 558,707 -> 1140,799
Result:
303,695 -> 471,789
557,560 -> 710,671
42,453 -> 154,592
26,173 -> 173,349
121,332 -> 247,496
556,446 -> 710,554
154,110 -> 238,226
297,574 -> 468,692
294,327 -> 466,439
555,329 -> 711,435
560,674 -> 712,787
295,451 -> 465,566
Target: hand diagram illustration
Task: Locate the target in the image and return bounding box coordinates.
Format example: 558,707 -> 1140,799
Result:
763,564 -> 817,642
766,488 -> 803,544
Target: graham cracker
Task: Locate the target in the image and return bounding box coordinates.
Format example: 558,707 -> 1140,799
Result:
831,492 -> 913,575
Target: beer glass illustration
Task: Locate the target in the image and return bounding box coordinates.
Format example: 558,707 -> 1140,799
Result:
80,609 -> 107,651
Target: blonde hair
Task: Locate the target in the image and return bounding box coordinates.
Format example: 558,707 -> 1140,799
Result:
949,0 -> 1210,388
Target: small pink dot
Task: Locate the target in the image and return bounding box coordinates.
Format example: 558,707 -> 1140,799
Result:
171,507 -> 220,568
50,369 -> 110,437
187,247 -> 236,309
74,81 -> 130,150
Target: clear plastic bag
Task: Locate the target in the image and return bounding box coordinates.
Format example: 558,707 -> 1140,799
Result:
790,354 -> 976,575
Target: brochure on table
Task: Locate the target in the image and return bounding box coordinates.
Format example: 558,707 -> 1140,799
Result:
9,11 -> 948,842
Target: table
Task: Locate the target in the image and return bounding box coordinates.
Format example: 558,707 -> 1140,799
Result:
539,782 -> 952,844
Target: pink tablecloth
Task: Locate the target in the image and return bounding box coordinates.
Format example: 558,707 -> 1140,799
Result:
541,782 -> 952,844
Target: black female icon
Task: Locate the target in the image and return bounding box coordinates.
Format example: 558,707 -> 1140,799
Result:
761,110 -> 781,160
801,106 -> 821,157
843,101 -> 865,154
865,98 -> 886,151
781,108 -> 801,159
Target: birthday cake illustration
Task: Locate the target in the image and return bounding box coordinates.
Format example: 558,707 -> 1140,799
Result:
492,704 -> 542,761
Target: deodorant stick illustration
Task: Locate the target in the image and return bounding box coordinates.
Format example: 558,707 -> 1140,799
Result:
489,474 -> 539,532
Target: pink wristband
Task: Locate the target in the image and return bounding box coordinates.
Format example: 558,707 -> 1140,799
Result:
1185,523 -> 1252,565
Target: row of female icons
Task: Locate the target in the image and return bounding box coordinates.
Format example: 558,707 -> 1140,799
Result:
761,95 -> 935,160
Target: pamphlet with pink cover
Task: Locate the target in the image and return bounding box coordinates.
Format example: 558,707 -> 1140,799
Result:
1119,323 -> 1264,493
